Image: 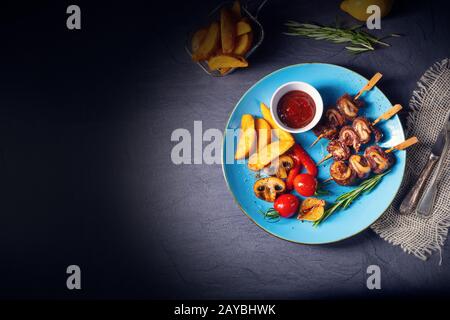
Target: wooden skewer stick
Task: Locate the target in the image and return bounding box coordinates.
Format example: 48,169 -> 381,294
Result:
310,133 -> 325,147
311,73 -> 383,148
325,136 -> 419,184
316,104 -> 403,165
354,72 -> 383,100
317,153 -> 333,165
385,136 -> 419,153
372,104 -> 402,126
322,177 -> 334,184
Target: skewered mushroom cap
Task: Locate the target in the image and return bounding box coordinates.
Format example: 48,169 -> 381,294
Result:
253,177 -> 286,202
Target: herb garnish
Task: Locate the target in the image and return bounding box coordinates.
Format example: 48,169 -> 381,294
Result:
284,21 -> 400,54
263,208 -> 281,222
313,171 -> 390,226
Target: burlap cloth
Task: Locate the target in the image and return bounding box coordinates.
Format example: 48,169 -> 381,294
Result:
371,58 -> 450,262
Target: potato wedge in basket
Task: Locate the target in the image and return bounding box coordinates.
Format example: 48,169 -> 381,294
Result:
191,28 -> 207,53
220,8 -> 236,54
192,22 -> 220,61
208,55 -> 248,71
236,19 -> 252,36
233,32 -> 253,56
231,0 -> 241,18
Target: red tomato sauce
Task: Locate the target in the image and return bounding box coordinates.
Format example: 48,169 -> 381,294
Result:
277,91 -> 316,129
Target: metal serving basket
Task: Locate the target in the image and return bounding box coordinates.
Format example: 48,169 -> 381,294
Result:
185,0 -> 268,77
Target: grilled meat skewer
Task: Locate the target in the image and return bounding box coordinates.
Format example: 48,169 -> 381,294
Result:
348,155 -> 371,179
364,145 -> 395,174
339,126 -> 362,152
337,94 -> 364,121
327,140 -> 351,161
325,137 -> 419,186
317,104 -> 403,165
353,116 -> 382,144
311,72 -> 382,147
329,160 -> 357,186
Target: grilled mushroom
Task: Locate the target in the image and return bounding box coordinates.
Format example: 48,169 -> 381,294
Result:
337,93 -> 363,121
339,126 -> 361,152
330,160 -> 357,186
364,146 -> 395,174
348,154 -> 371,179
326,108 -> 346,127
327,140 -> 351,161
263,155 -> 295,179
253,177 -> 286,202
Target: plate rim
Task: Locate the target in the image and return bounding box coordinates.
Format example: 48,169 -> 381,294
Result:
221,62 -> 406,245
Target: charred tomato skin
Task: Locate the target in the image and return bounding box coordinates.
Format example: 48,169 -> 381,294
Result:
274,194 -> 300,218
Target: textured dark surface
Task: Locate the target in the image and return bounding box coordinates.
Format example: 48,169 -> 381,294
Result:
1,0 -> 450,299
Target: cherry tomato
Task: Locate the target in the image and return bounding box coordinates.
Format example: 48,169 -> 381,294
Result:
274,194 -> 300,218
293,173 -> 318,197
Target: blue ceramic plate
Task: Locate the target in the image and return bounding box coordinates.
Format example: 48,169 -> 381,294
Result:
222,63 -> 405,244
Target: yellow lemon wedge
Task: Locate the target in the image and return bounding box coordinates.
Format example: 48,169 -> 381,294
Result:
340,0 -> 393,22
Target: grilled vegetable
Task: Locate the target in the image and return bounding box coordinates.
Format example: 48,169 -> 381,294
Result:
274,194 -> 300,218
287,144 -> 318,177
298,198 -> 326,222
253,177 -> 286,202
248,139 -> 295,171
255,118 -> 271,152
260,102 -> 294,142
263,155 -> 295,179
293,173 -> 318,197
234,114 -> 256,160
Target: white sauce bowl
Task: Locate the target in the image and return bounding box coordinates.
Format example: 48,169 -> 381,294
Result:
270,81 -> 323,134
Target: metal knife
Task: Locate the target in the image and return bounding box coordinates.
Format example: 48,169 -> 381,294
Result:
399,110 -> 450,215
416,113 -> 450,216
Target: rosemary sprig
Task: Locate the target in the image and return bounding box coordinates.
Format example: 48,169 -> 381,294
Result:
284,21 -> 398,54
313,171 -> 390,226
263,208 -> 281,222
315,185 -> 329,196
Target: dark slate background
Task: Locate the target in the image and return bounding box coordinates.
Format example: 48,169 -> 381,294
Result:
0,0 -> 449,299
